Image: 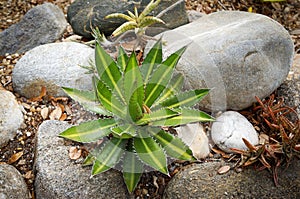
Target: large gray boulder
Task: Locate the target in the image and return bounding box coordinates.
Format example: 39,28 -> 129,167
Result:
0,164 -> 30,199
0,3 -> 67,56
67,0 -> 188,38
34,120 -> 128,199
12,42 -> 94,98
149,11 -> 294,111
0,89 -> 23,147
164,160 -> 300,198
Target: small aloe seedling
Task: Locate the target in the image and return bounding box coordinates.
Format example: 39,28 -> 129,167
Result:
59,38 -> 213,192
105,0 -> 164,37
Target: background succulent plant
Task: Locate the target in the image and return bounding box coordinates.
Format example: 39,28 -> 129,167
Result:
105,0 -> 164,37
59,38 -> 213,192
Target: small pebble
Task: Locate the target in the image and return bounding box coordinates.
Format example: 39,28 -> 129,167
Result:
142,188 -> 148,195
26,131 -> 32,137
21,103 -> 31,110
30,107 -> 35,112
217,165 -> 230,174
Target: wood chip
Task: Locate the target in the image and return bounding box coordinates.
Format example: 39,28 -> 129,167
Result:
64,104 -> 72,115
21,102 -> 31,110
40,107 -> 49,119
49,105 -> 62,120
30,86 -> 46,102
69,146 -> 82,160
59,113 -> 67,121
259,133 -> 269,144
24,170 -> 34,179
7,151 -> 23,164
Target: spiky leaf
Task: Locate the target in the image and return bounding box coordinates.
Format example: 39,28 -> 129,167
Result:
139,16 -> 165,28
123,139 -> 143,192
62,87 -> 111,116
105,13 -> 133,21
136,108 -> 179,125
112,21 -> 137,37
123,52 -> 144,121
111,124 -> 136,138
134,136 -> 168,174
117,46 -> 129,72
93,76 -> 126,118
144,46 -> 186,107
92,137 -> 127,175
59,119 -> 117,143
151,108 -> 214,126
82,154 -> 95,166
95,43 -> 125,103
138,0 -> 161,21
160,89 -> 209,109
149,128 -> 195,160
127,10 -> 136,19
152,73 -> 184,107
141,39 -> 162,84
129,86 -> 144,122
124,52 -> 144,104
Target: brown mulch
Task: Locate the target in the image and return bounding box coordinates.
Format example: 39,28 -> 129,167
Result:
0,0 -> 299,199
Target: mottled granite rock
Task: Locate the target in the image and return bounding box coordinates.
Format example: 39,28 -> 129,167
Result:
0,3 -> 67,55
164,160 -> 300,198
34,120 -> 128,199
0,164 -> 30,199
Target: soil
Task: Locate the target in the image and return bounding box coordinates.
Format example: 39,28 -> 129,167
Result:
0,0 -> 299,198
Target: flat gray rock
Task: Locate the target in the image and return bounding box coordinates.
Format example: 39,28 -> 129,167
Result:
0,164 -> 30,199
0,3 -> 67,56
67,0 -> 188,38
148,11 -> 294,111
12,42 -> 94,98
34,120 -> 128,199
164,160 -> 300,198
0,89 -> 23,147
211,111 -> 259,153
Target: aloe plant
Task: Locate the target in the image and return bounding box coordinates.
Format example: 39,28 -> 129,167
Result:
105,0 -> 164,37
59,38 -> 213,192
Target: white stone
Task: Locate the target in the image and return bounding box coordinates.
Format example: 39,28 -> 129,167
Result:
175,123 -> 210,159
12,42 -> 94,98
0,89 -> 24,147
211,111 -> 259,153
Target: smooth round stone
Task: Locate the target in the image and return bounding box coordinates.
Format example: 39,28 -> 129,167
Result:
211,111 -> 259,153
147,11 -> 294,111
0,89 -> 23,147
12,42 -> 94,98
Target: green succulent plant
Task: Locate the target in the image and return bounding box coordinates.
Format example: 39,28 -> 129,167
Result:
105,0 -> 164,37
59,38 -> 213,192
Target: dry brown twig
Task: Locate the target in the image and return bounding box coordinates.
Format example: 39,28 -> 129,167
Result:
231,94 -> 300,186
